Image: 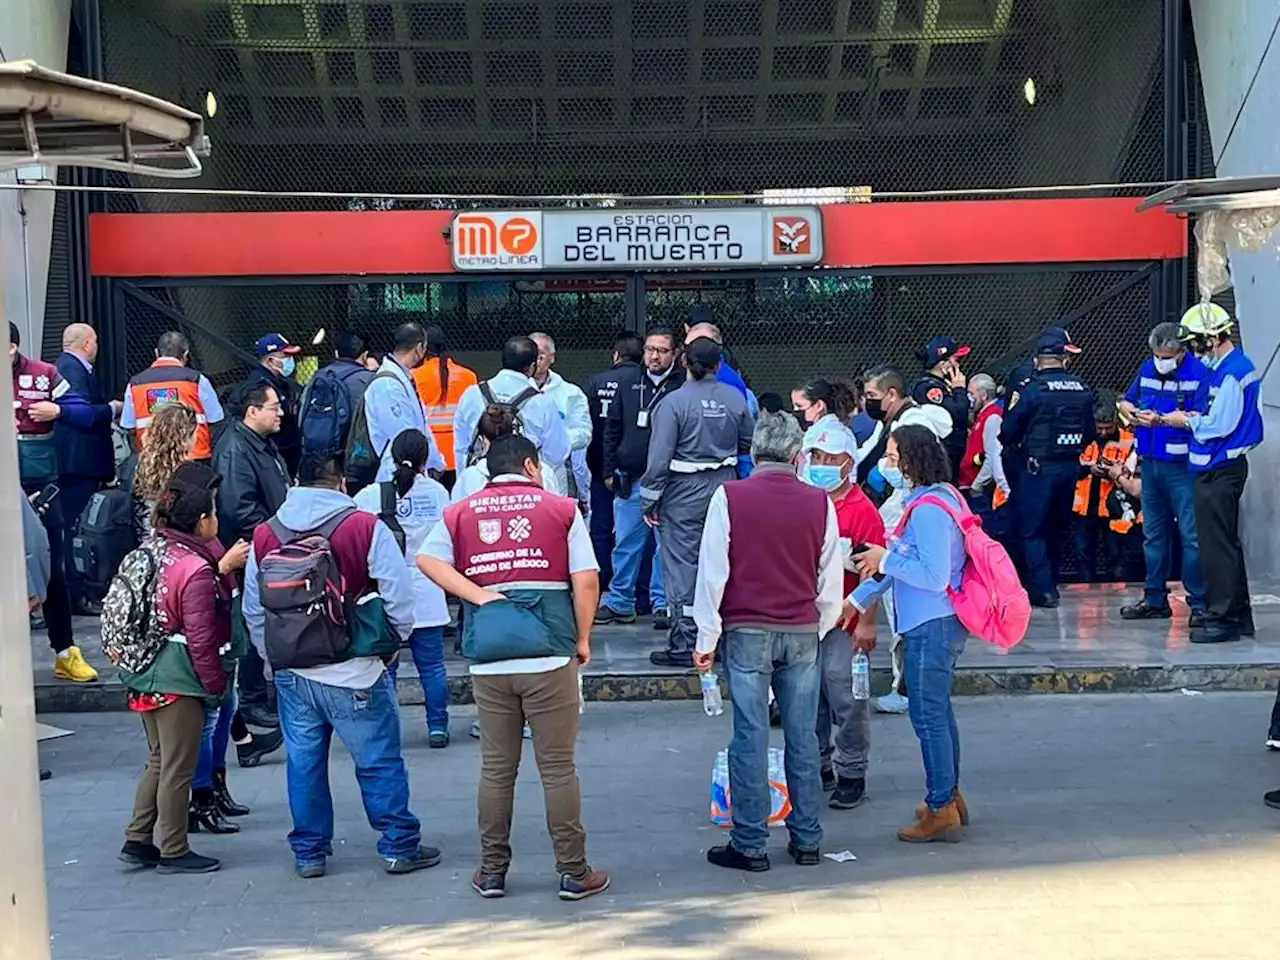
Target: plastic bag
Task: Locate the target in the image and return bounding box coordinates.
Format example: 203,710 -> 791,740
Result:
709,748 -> 792,827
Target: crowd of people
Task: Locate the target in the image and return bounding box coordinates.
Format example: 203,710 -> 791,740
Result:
10,301 -> 1273,886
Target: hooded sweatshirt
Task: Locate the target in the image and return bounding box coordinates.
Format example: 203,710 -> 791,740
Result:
242,485 -> 415,689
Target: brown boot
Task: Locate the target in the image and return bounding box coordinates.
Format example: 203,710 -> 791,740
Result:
915,788 -> 969,826
899,800 -> 965,843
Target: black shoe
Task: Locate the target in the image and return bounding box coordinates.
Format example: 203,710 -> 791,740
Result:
594,604 -> 636,625
1190,623 -> 1241,644
471,869 -> 506,898
295,861 -> 326,879
155,851 -> 220,875
649,650 -> 693,668
1120,600 -> 1172,621
821,768 -> 837,793
237,728 -> 284,768
1239,612 -> 1256,638
429,730 -> 450,749
212,769 -> 250,817
385,845 -> 442,874
119,841 -> 161,869
39,769 -> 51,781
653,612 -> 671,631
830,777 -> 867,810
239,702 -> 280,730
1265,789 -> 1280,811
1030,594 -> 1059,610
1189,610 -> 1207,629
189,789 -> 240,834
769,701 -> 782,728
707,843 -> 770,873
72,598 -> 103,617
786,841 -> 820,866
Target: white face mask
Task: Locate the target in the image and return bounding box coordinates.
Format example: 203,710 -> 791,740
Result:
1153,356 -> 1178,375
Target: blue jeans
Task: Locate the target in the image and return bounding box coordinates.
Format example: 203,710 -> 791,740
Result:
193,687 -> 236,789
407,626 -> 449,733
722,628 -> 823,857
904,616 -> 966,809
603,488 -> 667,614
1141,457 -> 1204,610
274,669 -> 421,866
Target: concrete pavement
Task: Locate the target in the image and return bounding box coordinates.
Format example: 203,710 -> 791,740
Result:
37,691 -> 1280,959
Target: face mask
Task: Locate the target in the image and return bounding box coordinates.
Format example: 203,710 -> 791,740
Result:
793,409 -> 810,429
878,458 -> 909,489
279,356 -> 297,378
806,464 -> 845,491
865,397 -> 886,421
1153,356 -> 1178,375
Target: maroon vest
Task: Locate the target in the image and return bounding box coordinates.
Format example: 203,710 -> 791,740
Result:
252,510 -> 377,600
13,354 -> 61,438
720,466 -> 828,631
444,479 -> 576,588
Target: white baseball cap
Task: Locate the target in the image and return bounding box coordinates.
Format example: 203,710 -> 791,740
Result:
803,423 -> 856,456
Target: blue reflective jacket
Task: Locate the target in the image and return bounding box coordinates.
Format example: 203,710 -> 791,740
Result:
1123,353 -> 1205,462
1188,348 -> 1264,471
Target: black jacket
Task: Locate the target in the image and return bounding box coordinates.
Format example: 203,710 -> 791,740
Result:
53,352 -> 116,480
583,360 -> 636,477
235,365 -> 301,477
910,372 -> 969,478
603,363 -> 683,478
212,420 -> 291,548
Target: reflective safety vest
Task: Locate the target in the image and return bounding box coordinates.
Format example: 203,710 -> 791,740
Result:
413,357 -> 478,471
128,359 -> 213,459
1074,430 -> 1136,533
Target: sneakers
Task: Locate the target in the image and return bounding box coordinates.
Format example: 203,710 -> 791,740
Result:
820,767 -> 837,793
558,867 -> 611,901
653,611 -> 671,631
429,730 -> 450,749
472,869 -> 507,898
875,692 -> 909,715
915,788 -> 970,826
53,647 -> 98,683
898,800 -> 966,843
829,777 -> 866,810
155,850 -> 221,874
119,841 -> 161,869
593,604 -> 636,625
236,728 -> 283,768
1265,789 -> 1280,811
385,845 -> 442,874
295,861 -> 326,879
706,844 -> 770,873
1120,600 -> 1173,620
786,841 -> 820,866
1266,737 -> 1280,752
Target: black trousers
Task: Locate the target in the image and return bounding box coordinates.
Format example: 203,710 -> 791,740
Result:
24,483 -> 74,654
1269,681 -> 1280,741
58,475 -> 102,606
1192,458 -> 1250,626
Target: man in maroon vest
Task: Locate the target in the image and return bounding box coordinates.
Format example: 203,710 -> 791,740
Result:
418,434 -> 610,902
691,411 -> 845,872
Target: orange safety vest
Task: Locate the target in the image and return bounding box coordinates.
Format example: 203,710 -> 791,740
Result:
412,356 -> 478,471
1074,430 -> 1136,533
128,358 -> 214,460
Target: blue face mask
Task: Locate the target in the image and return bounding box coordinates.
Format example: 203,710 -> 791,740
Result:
279,356 -> 297,378
878,457 -> 909,489
806,464 -> 846,491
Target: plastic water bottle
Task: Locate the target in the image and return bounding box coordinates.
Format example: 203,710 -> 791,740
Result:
851,651 -> 871,701
700,671 -> 725,717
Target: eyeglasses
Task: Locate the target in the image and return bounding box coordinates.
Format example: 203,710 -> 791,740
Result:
254,402 -> 283,413
644,345 -> 674,355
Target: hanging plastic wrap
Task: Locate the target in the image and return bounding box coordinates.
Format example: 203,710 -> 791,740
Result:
1195,207 -> 1280,300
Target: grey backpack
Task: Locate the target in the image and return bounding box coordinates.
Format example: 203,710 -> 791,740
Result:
100,538 -> 169,674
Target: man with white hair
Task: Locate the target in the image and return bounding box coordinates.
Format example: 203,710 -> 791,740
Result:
961,373 -> 1010,536
55,322 -> 121,614
530,332 -> 592,508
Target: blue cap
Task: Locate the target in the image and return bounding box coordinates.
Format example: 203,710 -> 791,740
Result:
918,335 -> 970,366
255,333 -> 301,357
1034,327 -> 1082,357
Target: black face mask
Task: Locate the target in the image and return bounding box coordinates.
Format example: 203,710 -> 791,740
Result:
865,397 -> 886,421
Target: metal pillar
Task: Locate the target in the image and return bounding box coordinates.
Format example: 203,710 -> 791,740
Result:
1161,0 -> 1190,320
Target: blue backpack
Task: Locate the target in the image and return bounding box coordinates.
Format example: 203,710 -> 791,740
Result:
300,367 -> 355,457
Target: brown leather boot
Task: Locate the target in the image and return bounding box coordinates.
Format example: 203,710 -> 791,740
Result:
899,800 -> 965,843
915,788 -> 969,826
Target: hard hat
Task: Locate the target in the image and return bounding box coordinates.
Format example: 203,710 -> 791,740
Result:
1178,302 -> 1233,339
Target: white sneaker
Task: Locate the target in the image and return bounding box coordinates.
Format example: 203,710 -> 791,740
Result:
875,692 -> 910,715
469,720 -> 531,739
1266,737 -> 1280,752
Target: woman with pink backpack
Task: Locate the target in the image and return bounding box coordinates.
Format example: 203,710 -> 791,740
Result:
842,424 -> 1028,844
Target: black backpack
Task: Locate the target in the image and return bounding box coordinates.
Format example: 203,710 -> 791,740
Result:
344,370 -> 402,493
466,380 -> 540,466
257,510 -> 355,670
299,366 -> 355,458
73,487 -> 141,601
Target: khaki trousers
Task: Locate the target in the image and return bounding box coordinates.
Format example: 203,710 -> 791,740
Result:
472,662 -> 587,876
124,696 -> 205,858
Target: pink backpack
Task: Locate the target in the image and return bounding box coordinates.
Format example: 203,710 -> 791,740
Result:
892,484 -> 1030,648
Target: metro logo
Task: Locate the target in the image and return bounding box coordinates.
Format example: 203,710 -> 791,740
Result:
772,215 -> 812,256
452,212 -> 542,269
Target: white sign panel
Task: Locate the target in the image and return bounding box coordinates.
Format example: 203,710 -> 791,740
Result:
450,207 -> 821,271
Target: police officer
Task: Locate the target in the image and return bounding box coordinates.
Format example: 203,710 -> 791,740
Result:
1159,303 -> 1263,643
640,338 -> 753,667
582,332 -> 644,584
910,336 -> 970,479
999,328 -> 1096,608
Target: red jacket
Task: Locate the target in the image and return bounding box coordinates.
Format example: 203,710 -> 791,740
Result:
154,530 -> 232,696
958,400 -> 1000,489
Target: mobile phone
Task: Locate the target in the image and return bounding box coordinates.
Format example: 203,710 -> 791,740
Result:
849,541 -> 871,554
28,483 -> 59,516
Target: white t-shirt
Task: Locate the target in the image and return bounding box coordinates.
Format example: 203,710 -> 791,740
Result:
354,474 -> 451,629
418,475 -> 599,675
451,461 -> 490,503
